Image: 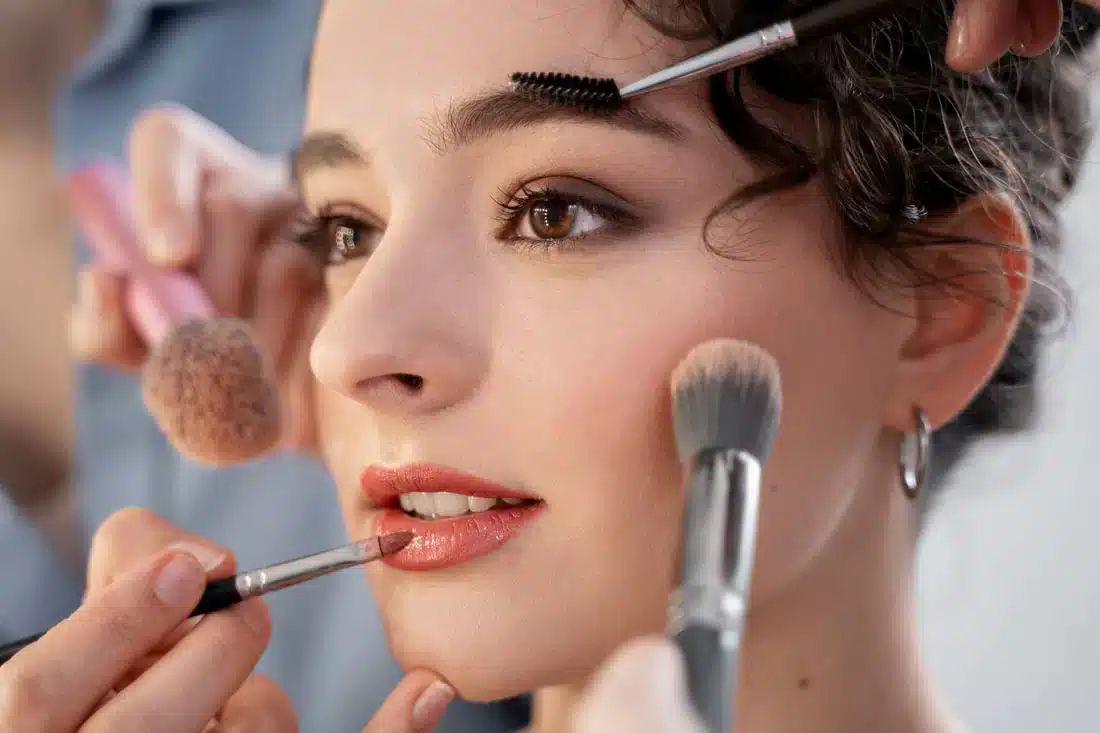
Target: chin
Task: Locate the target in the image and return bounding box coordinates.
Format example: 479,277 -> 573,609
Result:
369,560 -> 668,702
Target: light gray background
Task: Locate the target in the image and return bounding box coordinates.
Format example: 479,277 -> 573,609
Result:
917,69 -> 1100,733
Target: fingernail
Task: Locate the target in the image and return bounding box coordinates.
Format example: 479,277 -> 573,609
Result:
155,553 -> 205,606
167,541 -> 229,572
411,681 -> 455,732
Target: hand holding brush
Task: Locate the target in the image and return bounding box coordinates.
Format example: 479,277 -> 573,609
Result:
0,510 -> 452,733
69,105 -> 324,465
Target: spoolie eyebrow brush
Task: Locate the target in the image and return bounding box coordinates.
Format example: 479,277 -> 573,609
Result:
510,0 -> 903,112
0,531 -> 414,666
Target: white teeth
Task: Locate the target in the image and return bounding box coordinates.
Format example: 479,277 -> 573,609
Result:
410,493 -> 435,517
432,492 -> 470,518
468,496 -> 497,513
397,491 -> 531,519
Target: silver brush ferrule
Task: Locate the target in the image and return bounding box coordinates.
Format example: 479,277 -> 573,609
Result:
620,21 -> 796,100
669,449 -> 761,641
233,539 -> 381,599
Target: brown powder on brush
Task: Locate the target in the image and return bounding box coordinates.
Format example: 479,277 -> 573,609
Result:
141,318 -> 282,465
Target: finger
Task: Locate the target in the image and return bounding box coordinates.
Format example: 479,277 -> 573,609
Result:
253,240 -> 323,372
70,268 -> 147,370
575,636 -> 706,733
1012,0 -> 1065,56
280,295 -> 328,452
0,550 -> 208,733
129,106 -> 205,268
361,671 -> 455,733
947,0 -> 1020,72
195,171 -> 306,318
217,674 -> 299,733
112,615 -> 203,692
80,599 -> 272,733
87,507 -> 235,593
195,187 -> 263,317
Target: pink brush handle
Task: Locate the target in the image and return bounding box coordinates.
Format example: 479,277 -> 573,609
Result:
68,161 -> 215,345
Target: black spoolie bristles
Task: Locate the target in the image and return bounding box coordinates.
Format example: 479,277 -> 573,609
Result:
508,72 -> 623,114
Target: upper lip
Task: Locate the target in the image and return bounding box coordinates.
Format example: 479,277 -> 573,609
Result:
360,463 -> 537,508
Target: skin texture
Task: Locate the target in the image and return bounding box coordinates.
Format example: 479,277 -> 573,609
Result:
302,1 -> 1029,731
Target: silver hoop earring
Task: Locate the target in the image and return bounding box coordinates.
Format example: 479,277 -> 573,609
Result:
899,407 -> 930,500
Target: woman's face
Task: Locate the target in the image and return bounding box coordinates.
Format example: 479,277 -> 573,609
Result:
304,0 -> 913,701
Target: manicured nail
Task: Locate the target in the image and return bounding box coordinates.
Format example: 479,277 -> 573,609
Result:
166,541 -> 229,572
154,553 -> 205,606
411,681 -> 455,732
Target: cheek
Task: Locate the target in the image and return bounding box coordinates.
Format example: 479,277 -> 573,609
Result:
493,230 -> 903,609
315,386 -> 380,526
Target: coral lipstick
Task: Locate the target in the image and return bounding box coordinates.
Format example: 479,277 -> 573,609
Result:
361,464 -> 543,571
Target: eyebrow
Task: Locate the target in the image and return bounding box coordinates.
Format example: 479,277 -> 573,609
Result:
294,88 -> 684,181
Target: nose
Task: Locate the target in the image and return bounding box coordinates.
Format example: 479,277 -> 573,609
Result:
310,227 -> 489,417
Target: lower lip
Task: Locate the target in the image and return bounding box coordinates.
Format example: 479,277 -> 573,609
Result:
375,502 -> 543,571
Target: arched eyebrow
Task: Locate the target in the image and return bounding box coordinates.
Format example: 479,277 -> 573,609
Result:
295,88 -> 684,181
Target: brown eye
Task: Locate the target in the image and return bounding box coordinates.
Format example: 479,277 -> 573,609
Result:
333,223 -> 361,259
325,218 -> 380,264
528,198 -> 579,239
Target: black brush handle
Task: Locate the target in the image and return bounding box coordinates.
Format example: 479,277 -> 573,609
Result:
674,624 -> 738,733
0,577 -> 243,665
188,576 -> 243,616
791,0 -> 904,45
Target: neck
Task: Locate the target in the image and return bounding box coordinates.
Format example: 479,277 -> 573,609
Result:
529,447 -> 960,733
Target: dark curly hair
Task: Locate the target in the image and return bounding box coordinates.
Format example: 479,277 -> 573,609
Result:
627,0 -> 1099,496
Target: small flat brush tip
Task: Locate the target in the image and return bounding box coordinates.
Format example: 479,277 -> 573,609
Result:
379,530 -> 415,556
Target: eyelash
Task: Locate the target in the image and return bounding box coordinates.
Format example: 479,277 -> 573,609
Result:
490,184 -> 640,249
293,185 -> 641,265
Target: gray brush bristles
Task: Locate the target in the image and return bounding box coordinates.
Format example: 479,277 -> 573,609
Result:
670,339 -> 782,464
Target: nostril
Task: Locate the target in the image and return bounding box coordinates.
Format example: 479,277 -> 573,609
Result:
393,373 -> 424,391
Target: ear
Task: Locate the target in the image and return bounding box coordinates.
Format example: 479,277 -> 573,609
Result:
884,194 -> 1031,433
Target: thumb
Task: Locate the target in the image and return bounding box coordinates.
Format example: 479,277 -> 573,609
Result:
361,670 -> 456,733
574,636 -> 707,733
128,105 -> 206,268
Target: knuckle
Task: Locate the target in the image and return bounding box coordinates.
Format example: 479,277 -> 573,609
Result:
100,506 -> 162,536
0,661 -> 53,728
90,507 -> 162,557
87,508 -> 174,586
